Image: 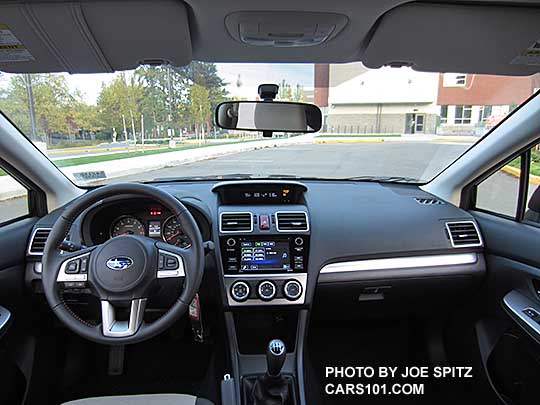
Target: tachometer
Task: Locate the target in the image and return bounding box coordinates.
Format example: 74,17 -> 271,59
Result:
162,216 -> 191,248
110,216 -> 145,237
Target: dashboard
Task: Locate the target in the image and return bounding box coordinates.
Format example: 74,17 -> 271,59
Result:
25,180 -> 486,316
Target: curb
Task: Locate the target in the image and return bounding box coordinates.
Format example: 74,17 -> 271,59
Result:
432,136 -> 479,143
502,165 -> 540,184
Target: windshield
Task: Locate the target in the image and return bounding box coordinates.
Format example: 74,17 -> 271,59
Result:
0,63 -> 537,186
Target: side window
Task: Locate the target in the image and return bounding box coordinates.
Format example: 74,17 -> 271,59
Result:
476,156 -> 521,217
524,145 -> 540,225
0,167 -> 29,224
475,142 -> 540,225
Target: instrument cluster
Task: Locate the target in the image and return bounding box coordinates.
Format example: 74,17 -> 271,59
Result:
84,199 -> 210,247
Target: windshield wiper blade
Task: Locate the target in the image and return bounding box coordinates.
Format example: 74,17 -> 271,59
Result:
343,176 -> 420,183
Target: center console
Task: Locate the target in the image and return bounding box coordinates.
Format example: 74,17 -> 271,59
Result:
214,181 -> 310,308
213,181 -> 311,405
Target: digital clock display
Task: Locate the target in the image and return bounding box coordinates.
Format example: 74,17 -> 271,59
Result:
215,183 -> 305,204
242,188 -> 291,201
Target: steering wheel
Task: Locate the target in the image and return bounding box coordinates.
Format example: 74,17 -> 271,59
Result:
42,183 -> 205,345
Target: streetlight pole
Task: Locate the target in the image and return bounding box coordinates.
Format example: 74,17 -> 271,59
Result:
24,74 -> 38,141
167,64 -> 174,140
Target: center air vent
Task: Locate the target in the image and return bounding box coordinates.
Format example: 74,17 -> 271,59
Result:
28,228 -> 52,255
220,212 -> 253,233
446,221 -> 482,247
415,197 -> 444,205
276,212 -> 309,232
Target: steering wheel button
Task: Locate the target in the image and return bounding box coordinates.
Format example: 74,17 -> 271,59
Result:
165,257 -> 179,269
65,260 -> 80,274
80,257 -> 88,273
158,255 -> 165,269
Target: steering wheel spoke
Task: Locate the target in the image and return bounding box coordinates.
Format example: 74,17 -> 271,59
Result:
56,247 -> 96,284
156,242 -> 188,279
101,298 -> 147,338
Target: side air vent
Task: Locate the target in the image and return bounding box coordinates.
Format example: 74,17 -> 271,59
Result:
28,228 -> 52,255
446,221 -> 482,248
220,212 -> 253,233
415,197 -> 444,205
276,211 -> 309,232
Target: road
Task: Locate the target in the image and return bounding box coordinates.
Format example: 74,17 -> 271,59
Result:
101,142 -> 470,182
0,142 -> 535,223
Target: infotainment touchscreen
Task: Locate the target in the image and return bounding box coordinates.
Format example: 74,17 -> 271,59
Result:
240,240 -> 291,271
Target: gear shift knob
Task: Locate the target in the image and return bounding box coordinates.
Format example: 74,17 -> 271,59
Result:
266,339 -> 286,377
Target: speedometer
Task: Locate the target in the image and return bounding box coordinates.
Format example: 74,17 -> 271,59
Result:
110,216 -> 145,237
162,216 -> 191,248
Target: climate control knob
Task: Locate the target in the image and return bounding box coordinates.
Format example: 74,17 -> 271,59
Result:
258,280 -> 277,301
283,280 -> 303,300
231,281 -> 250,302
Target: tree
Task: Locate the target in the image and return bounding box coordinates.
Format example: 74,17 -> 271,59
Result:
278,80 -> 293,100
96,72 -> 144,140
188,83 -> 211,142
292,84 -> 305,102
0,74 -> 86,143
135,62 -> 227,135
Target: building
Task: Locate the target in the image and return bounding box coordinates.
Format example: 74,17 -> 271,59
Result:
315,63 -> 440,134
315,64 -> 540,136
437,73 -> 540,135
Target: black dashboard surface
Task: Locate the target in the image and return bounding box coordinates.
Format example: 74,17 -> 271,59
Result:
30,180 -> 477,259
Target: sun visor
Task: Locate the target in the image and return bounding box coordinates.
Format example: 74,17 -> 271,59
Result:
363,3 -> 540,76
0,0 -> 192,73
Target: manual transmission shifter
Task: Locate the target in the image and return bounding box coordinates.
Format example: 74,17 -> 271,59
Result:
266,339 -> 286,377
244,339 -> 295,405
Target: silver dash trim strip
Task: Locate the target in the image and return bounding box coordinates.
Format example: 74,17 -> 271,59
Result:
320,253 -> 478,274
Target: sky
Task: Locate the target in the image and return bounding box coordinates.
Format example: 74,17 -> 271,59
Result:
0,63 -> 314,105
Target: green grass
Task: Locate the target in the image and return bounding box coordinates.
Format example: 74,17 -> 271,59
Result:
506,150 -> 540,176
316,133 -> 401,138
531,150 -> 540,176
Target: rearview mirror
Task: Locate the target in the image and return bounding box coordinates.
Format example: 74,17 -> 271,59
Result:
215,101 -> 322,133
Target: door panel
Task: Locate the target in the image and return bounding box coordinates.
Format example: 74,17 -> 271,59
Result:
471,210 -> 540,404
0,216 -> 37,404
0,217 -> 37,309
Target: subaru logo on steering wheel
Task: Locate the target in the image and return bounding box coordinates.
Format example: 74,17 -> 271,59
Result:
106,256 -> 133,271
